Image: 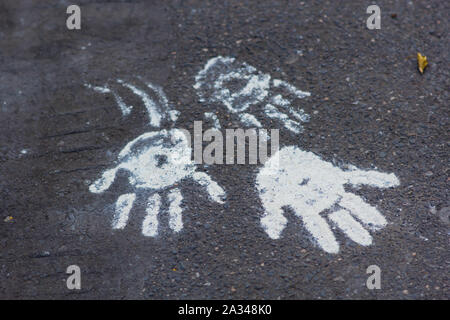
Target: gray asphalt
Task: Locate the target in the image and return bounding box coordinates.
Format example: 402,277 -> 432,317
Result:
0,0 -> 448,299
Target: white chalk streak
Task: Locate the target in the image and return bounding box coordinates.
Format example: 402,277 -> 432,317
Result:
272,79 -> 311,98
85,84 -> 110,94
113,193 -> 136,229
142,193 -> 161,237
168,188 -> 183,232
146,82 -> 169,109
119,80 -> 162,127
85,83 -> 132,115
169,110 -> 180,122
264,104 -> 302,134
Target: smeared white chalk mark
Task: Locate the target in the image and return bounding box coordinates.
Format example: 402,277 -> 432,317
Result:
239,113 -> 262,127
113,193 -> 136,229
205,112 -> 221,129
272,79 -> 311,98
85,84 -> 110,94
271,94 -> 290,106
270,94 -> 310,123
169,110 -> 180,122
194,56 -> 311,134
257,146 -> 399,253
264,104 -> 302,134
142,193 -> 161,237
111,91 -> 133,116
168,188 -> 183,232
289,109 -> 310,122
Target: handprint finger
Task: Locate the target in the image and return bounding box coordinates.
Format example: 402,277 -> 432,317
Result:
192,172 -> 225,203
270,94 -> 310,122
142,193 -> 161,237
118,80 -> 163,127
113,193 -> 136,229
239,113 -> 262,128
344,168 -> 400,189
328,209 -> 373,246
340,192 -> 387,229
264,104 -> 304,134
168,188 -> 183,232
260,206 -> 287,239
293,206 -> 340,254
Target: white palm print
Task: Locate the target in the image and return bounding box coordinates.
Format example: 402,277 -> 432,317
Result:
194,56 -> 310,134
257,147 -> 400,254
87,79 -> 225,236
194,56 -> 400,253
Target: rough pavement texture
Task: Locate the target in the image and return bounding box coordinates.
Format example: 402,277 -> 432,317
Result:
0,0 -> 448,299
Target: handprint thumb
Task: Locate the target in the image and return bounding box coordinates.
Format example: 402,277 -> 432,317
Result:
89,167 -> 118,194
343,166 -> 400,188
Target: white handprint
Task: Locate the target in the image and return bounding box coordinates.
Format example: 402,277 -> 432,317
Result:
256,146 -> 400,254
87,80 -> 225,236
194,56 -> 310,134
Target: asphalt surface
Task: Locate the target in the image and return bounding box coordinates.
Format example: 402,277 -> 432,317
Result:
0,0 -> 449,299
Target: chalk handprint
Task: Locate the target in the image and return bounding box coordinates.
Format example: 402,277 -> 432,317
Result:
87,79 -> 225,236
194,56 -> 310,133
256,146 -> 400,254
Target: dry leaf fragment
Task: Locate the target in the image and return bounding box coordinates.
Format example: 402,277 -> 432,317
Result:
417,53 -> 428,74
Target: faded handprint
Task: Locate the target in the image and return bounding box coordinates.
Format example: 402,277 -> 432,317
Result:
256,146 -> 400,254
87,80 -> 225,236
85,78 -> 179,126
194,56 -> 310,134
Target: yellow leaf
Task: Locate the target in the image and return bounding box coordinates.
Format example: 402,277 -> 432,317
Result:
417,53 -> 428,74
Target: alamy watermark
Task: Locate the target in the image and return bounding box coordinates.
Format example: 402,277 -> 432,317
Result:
366,265 -> 381,290
177,121 -> 279,166
66,5 -> 81,30
66,265 -> 81,290
366,5 -> 381,30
